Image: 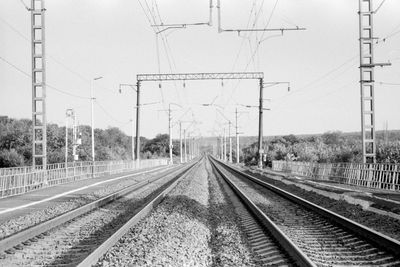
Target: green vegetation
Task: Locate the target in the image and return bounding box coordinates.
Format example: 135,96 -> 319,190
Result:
0,116 -> 179,168
241,131 -> 400,167
2,116 -> 400,168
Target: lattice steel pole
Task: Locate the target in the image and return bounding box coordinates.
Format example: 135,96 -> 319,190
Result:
31,0 -> 47,171
358,0 -> 390,163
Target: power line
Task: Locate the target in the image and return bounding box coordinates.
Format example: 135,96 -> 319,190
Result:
0,55 -> 90,100
0,16 -> 93,86
95,100 -> 131,125
18,0 -> 30,10
0,55 -> 30,77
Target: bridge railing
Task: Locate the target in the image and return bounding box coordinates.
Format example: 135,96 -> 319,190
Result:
272,160 -> 400,191
0,159 -> 168,199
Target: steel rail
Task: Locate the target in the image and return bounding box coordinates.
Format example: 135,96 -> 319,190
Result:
213,157 -> 400,257
209,157 -> 315,267
77,158 -> 202,266
0,163 -> 188,254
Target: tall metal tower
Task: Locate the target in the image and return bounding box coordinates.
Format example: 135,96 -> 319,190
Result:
358,0 -> 389,163
31,0 -> 47,169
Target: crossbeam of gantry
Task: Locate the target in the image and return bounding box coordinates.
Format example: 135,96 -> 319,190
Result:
134,72 -> 265,167
137,72 -> 264,82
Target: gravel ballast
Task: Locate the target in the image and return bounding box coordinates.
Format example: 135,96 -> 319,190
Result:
0,169 -> 179,266
245,169 -> 400,241
205,160 -> 256,266
97,159 -> 255,266
0,166 -> 174,240
222,165 -> 400,266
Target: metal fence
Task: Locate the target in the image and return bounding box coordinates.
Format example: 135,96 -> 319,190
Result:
0,159 -> 168,198
272,161 -> 400,191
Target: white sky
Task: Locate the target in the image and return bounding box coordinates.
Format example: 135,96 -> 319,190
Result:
1,0 -> 399,139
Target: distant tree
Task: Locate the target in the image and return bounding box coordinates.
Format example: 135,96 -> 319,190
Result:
0,149 -> 24,167
322,131 -> 343,145
142,134 -> 169,157
282,134 -> 299,145
242,142 -> 258,166
293,142 -> 319,162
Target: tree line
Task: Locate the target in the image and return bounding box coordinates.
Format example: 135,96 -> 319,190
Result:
2,116 -> 400,168
0,116 -> 180,168
241,131 -> 400,167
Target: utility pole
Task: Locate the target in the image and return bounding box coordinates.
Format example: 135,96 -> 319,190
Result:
31,0 -> 47,171
72,113 -> 78,162
223,128 -> 227,161
220,135 -> 223,159
187,133 -> 191,160
179,121 -> 183,163
192,137 -> 195,159
90,82 -> 94,162
234,108 -> 248,164
160,103 -> 182,165
135,81 -> 141,165
91,76 -> 103,163
179,120 -> 199,162
168,105 -> 173,164
228,121 -> 232,163
258,78 -> 264,168
358,0 -> 390,163
184,129 -> 187,162
235,108 -> 239,164
119,84 -> 159,162
65,109 -> 73,167
119,84 -> 137,161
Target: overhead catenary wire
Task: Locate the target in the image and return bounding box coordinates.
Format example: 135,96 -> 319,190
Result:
224,0 -> 280,107
151,0 -> 184,106
139,0 -> 185,116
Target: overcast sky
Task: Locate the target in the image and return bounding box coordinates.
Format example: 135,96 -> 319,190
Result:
1,0 -> 399,139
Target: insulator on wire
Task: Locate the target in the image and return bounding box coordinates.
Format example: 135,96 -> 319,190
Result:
159,83 -> 162,89
183,81 -> 186,88
288,86 -> 291,92
221,79 -> 224,87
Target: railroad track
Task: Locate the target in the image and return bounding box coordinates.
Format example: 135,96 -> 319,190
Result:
210,156 -> 400,267
0,160 -> 199,266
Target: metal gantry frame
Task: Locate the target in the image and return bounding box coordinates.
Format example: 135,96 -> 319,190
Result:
136,72 -> 264,165
358,0 -> 390,163
31,0 -> 47,170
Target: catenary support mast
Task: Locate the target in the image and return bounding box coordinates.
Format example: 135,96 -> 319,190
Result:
358,0 -> 390,163
31,0 -> 47,170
